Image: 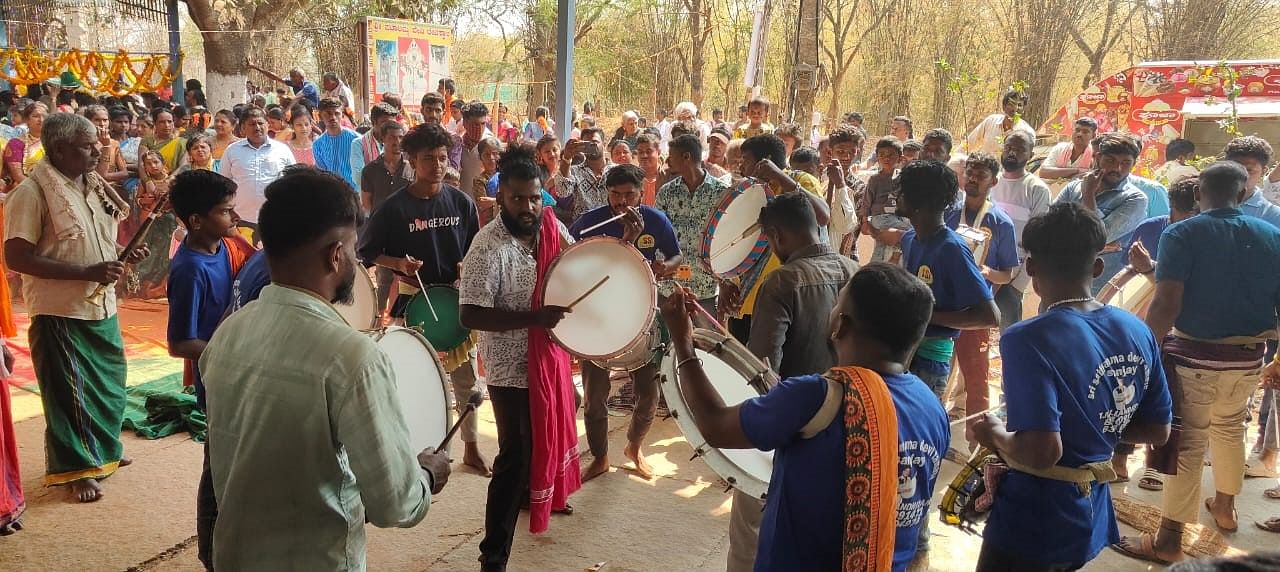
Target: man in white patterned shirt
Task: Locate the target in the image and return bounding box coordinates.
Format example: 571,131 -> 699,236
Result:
461,146 -> 574,572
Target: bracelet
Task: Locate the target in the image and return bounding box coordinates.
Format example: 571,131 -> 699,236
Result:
676,356 -> 703,370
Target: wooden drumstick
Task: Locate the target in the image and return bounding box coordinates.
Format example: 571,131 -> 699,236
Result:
577,211 -> 628,235
410,261 -> 439,322
567,275 -> 610,310
437,391 -> 485,452
709,222 -> 763,261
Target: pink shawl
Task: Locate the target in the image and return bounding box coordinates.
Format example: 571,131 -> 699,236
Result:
527,211 -> 581,533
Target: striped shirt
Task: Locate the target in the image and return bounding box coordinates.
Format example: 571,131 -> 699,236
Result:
313,128 -> 361,190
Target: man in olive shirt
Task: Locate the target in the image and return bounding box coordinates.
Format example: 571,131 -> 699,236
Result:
200,167 -> 450,571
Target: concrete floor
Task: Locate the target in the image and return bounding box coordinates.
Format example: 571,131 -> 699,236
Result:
1,379 -> 1277,571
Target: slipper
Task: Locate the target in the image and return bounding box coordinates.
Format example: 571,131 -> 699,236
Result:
1111,474 -> 1131,484
1138,468 -> 1164,491
1266,486 -> 1280,500
1256,518 -> 1280,533
1245,463 -> 1280,479
1205,498 -> 1239,532
1111,534 -> 1176,565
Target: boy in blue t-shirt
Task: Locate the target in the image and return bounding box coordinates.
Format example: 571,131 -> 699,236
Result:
657,263 -> 946,571
972,202 -> 1172,570
898,160 -> 999,397
166,168 -> 245,571
945,152 -> 1020,423
568,164 -> 682,482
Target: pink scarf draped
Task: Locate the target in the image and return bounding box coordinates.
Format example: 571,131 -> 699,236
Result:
527,211 -> 581,533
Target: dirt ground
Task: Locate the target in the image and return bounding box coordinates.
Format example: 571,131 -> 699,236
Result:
2,378 -> 1278,572
2,236 -> 1279,571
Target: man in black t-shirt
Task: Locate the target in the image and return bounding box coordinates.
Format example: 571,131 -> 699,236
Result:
358,123 -> 490,476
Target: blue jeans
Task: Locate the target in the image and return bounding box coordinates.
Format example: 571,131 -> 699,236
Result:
910,355 -> 951,399
993,285 -> 1023,332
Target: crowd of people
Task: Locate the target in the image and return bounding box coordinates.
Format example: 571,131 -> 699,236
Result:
0,68 -> 1278,572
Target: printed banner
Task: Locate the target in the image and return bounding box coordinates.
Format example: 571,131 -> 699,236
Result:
362,17 -> 453,113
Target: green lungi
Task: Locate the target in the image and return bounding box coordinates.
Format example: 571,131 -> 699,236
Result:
29,314 -> 127,486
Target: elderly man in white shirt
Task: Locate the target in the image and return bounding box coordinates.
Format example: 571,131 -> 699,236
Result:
217,107 -> 296,242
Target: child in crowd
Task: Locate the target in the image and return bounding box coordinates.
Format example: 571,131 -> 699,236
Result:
788,146 -> 821,180
902,139 -> 923,166
861,137 -> 910,263
733,97 -> 775,139
166,169 -> 255,569
1153,138 -> 1198,185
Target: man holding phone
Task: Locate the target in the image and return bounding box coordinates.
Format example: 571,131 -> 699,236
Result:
552,128 -> 611,225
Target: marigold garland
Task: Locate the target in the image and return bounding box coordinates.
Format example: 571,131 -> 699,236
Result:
0,48 -> 181,95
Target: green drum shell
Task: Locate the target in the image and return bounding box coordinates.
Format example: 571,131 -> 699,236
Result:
405,286 -> 471,352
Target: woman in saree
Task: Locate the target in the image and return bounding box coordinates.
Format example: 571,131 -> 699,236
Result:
210,110 -> 239,171
142,108 -> 186,173
83,105 -> 130,187
125,150 -> 179,299
2,102 -> 48,185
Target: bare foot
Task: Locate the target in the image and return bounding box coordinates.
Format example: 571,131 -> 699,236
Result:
581,456 -> 611,482
462,443 -> 492,477
119,456 -> 133,467
1111,453 -> 1130,482
624,442 -> 654,480
69,478 -> 104,503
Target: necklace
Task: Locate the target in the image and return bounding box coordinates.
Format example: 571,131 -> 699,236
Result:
1045,296 -> 1095,312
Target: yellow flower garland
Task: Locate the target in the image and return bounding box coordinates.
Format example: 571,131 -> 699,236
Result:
0,48 -> 182,95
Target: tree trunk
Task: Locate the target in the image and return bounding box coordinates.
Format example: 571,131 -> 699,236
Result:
688,0 -> 706,107
202,32 -> 249,113
791,0 -> 819,125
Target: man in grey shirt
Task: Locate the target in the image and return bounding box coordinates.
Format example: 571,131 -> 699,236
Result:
729,191 -> 859,571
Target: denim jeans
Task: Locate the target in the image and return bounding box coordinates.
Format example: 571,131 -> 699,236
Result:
910,355 -> 952,399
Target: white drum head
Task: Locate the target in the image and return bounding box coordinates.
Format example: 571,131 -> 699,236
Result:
660,328 -> 777,500
705,183 -> 769,277
336,267 -> 379,329
372,327 -> 453,454
1102,268 -> 1155,316
542,237 -> 657,359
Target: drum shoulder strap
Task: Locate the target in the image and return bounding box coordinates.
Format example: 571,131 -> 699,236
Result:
799,377 -> 843,439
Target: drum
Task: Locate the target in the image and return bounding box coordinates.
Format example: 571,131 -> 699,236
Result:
335,267 -> 379,329
660,328 -> 778,500
405,285 -> 471,353
1098,267 -> 1155,318
701,179 -> 774,279
592,318 -> 668,372
368,327 -> 454,453
955,225 -> 990,266
540,237 -> 658,360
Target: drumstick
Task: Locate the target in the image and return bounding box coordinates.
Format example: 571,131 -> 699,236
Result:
709,222 -> 763,261
411,264 -> 439,322
567,275 -> 610,309
659,280 -> 731,336
950,404 -> 1006,427
437,391 -> 485,452
578,211 -> 628,235
1271,391 -> 1279,449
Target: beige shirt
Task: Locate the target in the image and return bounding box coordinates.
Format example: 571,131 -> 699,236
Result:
4,167 -> 119,320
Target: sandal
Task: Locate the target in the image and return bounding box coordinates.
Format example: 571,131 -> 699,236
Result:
1138,468 -> 1164,491
1205,498 -> 1239,532
1111,534 -> 1178,565
1256,517 -> 1280,533
1266,486 -> 1280,500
